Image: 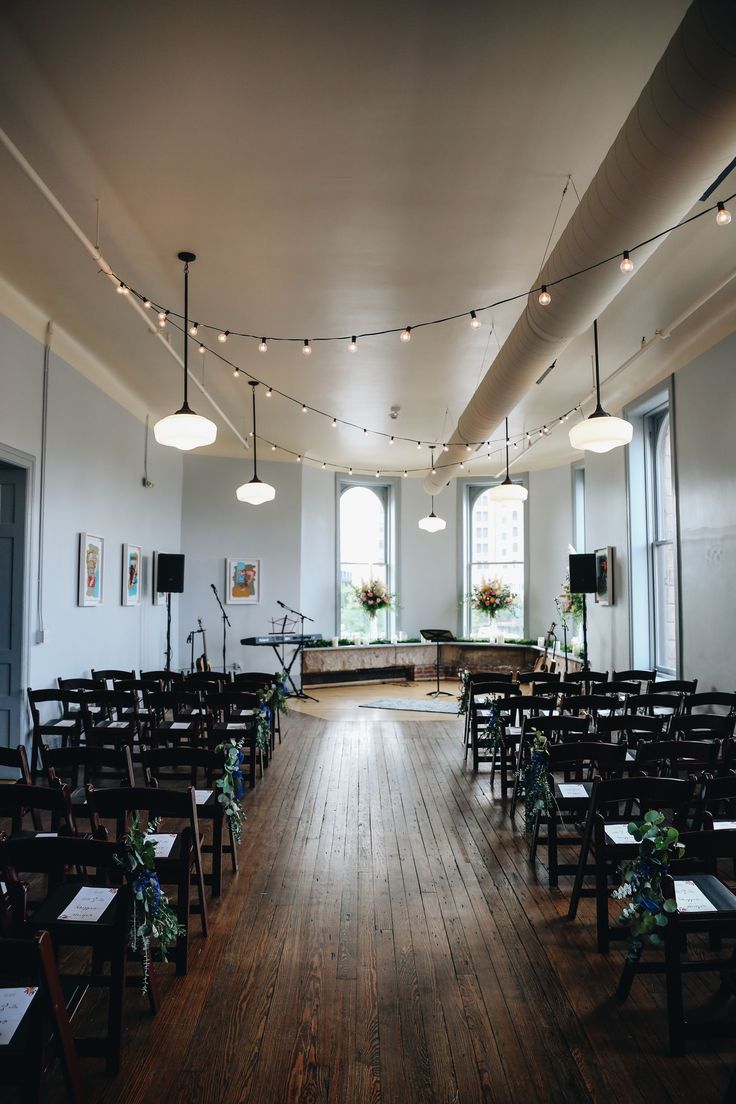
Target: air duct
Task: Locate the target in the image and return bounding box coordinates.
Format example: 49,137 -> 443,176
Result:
425,0 -> 736,493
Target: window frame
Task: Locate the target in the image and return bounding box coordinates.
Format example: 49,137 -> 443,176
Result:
459,477 -> 529,639
335,475 -> 398,638
645,407 -> 676,676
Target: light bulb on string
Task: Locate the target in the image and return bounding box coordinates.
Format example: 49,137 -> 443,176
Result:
297,455 -> 302,463
266,387 -> 273,397
465,443 -> 471,452
302,339 -> 312,356
189,322 -> 199,336
349,336 -> 357,352
363,428 -> 367,435
117,281 -> 128,295
538,285 -> 552,306
143,298 -> 152,309
332,418 -> 337,427
217,330 -> 229,344
459,461 -> 465,470
443,443 -> 448,452
271,443 -> 276,451
301,404 -> 307,414
198,343 -> 205,354
258,338 -> 268,352
416,441 -> 421,450
158,310 -> 168,328
469,310 -> 481,329
620,251 -> 634,274
233,368 -> 240,379
400,326 -> 412,343
375,470 -> 380,478
716,202 -> 732,226
322,462 -> 326,469
403,470 -> 408,478
348,467 -> 353,475
389,436 -> 394,445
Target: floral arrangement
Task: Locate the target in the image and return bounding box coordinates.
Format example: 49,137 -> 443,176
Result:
612,810 -> 684,961
115,813 -> 185,992
479,696 -> 504,753
523,732 -> 553,834
255,698 -> 272,752
457,668 -> 471,715
559,573 -> 584,622
214,737 -> 247,843
268,672 -> 290,715
469,577 -> 516,618
352,578 -> 394,618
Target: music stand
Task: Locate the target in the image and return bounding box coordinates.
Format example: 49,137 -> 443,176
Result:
420,629 -> 455,697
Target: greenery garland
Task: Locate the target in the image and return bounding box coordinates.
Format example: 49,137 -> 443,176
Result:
115,813 -> 186,992
457,667 -> 471,716
523,732 -> 553,834
268,672 -> 290,715
254,697 -> 272,751
612,810 -> 684,962
214,737 -> 247,844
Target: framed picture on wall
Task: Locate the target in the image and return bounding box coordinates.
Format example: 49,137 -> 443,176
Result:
78,532 -> 104,606
594,546 -> 614,606
226,558 -> 260,604
122,543 -> 142,605
152,551 -> 169,606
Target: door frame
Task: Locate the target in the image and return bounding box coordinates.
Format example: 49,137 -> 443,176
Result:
0,442 -> 35,739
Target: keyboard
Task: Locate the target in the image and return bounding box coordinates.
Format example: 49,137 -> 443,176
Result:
241,633 -> 323,646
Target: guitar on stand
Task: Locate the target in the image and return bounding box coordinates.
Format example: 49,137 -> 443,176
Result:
533,621 -> 558,673
196,618 -> 211,672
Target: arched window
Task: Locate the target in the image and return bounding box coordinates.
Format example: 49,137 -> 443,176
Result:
649,411 -> 676,673
466,487 -> 525,638
339,484 -> 391,638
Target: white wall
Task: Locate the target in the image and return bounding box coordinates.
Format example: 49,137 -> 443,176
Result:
675,334 -> 736,691
0,312 -> 183,711
399,478 -> 458,636
527,466 -> 573,639
299,466 -> 336,639
179,454 -> 303,673
583,448 -> 630,675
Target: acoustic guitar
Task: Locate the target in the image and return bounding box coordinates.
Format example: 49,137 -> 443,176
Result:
196,617 -> 211,672
533,621 -> 557,673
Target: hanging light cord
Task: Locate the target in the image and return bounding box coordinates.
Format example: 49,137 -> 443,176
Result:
249,381 -> 260,478
592,318 -> 602,411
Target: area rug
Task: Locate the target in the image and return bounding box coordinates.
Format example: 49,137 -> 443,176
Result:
359,697 -> 460,715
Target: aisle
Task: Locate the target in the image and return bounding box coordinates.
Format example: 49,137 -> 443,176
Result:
48,707 -> 732,1104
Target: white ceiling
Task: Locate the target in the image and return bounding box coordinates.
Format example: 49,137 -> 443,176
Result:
2,0 -> 733,485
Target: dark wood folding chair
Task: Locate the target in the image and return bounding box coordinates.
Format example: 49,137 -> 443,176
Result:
633,738 -> 721,779
91,669 -> 136,687
647,677 -> 698,696
615,827 -> 736,1056
27,689 -> 86,780
145,689 -> 206,748
594,713 -> 666,751
0,834 -> 158,1075
86,784 -> 207,975
566,775 -> 694,947
529,741 -> 626,887
465,679 -> 521,768
81,690 -> 141,754
560,693 -> 620,720
233,671 -> 284,742
0,782 -> 78,838
0,744 -> 33,784
42,744 -> 135,828
207,691 -> 261,787
142,746 -> 239,897
670,714 -> 733,743
140,669 -> 184,692
626,692 -> 684,726
564,670 -> 609,695
510,714 -> 590,820
0,930 -> 84,1103
612,668 -> 655,692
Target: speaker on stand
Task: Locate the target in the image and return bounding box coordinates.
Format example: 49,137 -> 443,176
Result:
156,554 -> 185,673
568,553 -> 596,675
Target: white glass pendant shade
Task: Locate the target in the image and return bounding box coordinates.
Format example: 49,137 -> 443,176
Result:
418,511 -> 446,533
489,477 -> 528,503
236,476 -> 276,504
568,409 -> 633,453
154,406 -> 217,451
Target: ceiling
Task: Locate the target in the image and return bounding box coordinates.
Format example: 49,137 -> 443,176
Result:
2,0 -> 733,486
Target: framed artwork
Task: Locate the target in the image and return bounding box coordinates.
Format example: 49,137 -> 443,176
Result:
78,532 -> 104,606
122,543 -> 142,605
226,558 -> 259,604
594,546 -> 614,606
152,551 -> 168,606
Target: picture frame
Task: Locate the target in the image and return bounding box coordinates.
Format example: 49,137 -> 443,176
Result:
152,551 -> 169,606
226,557 -> 260,604
594,546 -> 613,606
78,532 -> 104,606
122,543 -> 142,605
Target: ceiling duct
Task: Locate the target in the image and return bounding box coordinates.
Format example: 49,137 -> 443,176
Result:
424,0 -> 736,494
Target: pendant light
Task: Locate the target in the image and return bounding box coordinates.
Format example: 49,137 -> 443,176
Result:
489,419 -> 528,502
568,319 -> 633,453
236,381 -> 275,504
418,449 -> 446,531
153,252 -> 217,451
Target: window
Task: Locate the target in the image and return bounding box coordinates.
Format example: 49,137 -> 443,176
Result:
466,485 -> 525,638
339,483 -> 392,637
647,410 -> 677,674
572,463 -> 585,554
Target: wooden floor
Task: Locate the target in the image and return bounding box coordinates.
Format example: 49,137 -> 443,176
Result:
44,688 -> 735,1103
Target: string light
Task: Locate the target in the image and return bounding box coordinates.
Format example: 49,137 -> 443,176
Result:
349,336 -> 358,352
400,326 -> 412,343
469,310 -> 481,329
375,470 -> 380,478
266,387 -> 273,396
117,281 -> 128,295
233,368 -> 240,379
143,298 -> 152,309
301,404 -> 307,413
332,418 -> 337,427
538,285 -> 552,306
303,339 -> 312,356
403,470 -> 408,477
322,462 -> 326,469
217,330 -> 229,343
389,436 -> 394,445
620,250 -> 634,274
443,443 -> 448,452
258,338 -> 268,352
459,461 -> 465,469
716,201 -> 732,226
348,467 -> 353,475
198,343 -> 205,354
157,310 -> 168,327
465,443 -> 471,452
271,443 -> 276,450
297,455 -> 302,463
416,441 -> 421,449
189,322 -> 199,336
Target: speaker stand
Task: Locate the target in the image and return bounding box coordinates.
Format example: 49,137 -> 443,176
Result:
581,593 -> 589,677
165,592 -> 173,674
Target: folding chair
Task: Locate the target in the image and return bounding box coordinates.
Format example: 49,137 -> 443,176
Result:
0,783 -> 78,838
510,714 -> 590,819
42,744 -> 135,828
207,691 -> 262,787
27,689 -> 86,779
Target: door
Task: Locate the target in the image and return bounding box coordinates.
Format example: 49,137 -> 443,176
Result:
0,463 -> 26,749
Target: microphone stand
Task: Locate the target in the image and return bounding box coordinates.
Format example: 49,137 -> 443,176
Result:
165,593 -> 172,674
211,584 -> 231,675
276,600 -> 318,702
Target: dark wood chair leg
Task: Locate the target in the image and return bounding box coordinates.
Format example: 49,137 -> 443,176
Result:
595,856 -> 610,953
665,922 -> 686,1056
107,944 -> 126,1075
568,813 -> 594,920
547,810 -> 558,888
616,952 -> 639,1002
37,932 -> 85,1104
211,809 -> 223,898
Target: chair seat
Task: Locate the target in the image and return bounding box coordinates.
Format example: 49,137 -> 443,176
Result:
673,873 -> 736,914
29,882 -> 123,940
553,781 -> 592,801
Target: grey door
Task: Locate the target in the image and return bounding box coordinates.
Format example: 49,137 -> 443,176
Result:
0,463 -> 26,749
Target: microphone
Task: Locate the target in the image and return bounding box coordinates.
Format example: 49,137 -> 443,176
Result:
211,583 -> 217,593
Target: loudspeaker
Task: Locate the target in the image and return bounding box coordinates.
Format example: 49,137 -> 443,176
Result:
156,553 -> 185,593
569,553 -> 596,594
